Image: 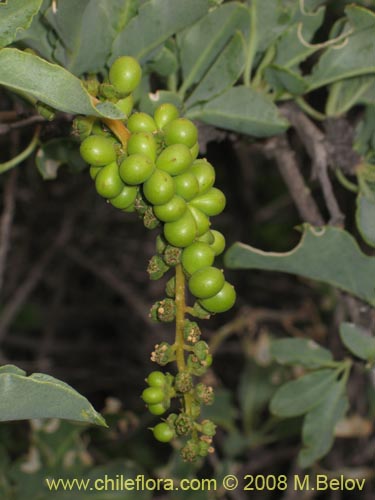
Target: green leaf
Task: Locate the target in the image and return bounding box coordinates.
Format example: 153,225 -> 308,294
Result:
272,3 -> 326,68
15,7 -> 56,61
0,0 -> 42,47
225,224 -> 375,306
45,0 -> 136,75
270,369 -> 338,418
111,0 -> 209,63
0,48 -> 124,118
178,3 -> 248,96
270,338 -> 333,368
308,6 -> 375,91
0,367 -> 106,426
354,105 -> 375,157
140,90 -> 183,117
298,381 -> 348,468
187,85 -> 289,137
356,194 -> 375,247
265,65 -> 308,95
326,76 -> 375,116
36,138 -> 85,180
186,32 -> 245,108
339,322 -> 375,362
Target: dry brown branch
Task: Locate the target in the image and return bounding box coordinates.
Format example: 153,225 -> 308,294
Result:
0,169 -> 18,294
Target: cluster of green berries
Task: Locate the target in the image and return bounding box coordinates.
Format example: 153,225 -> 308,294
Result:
75,56 -> 235,462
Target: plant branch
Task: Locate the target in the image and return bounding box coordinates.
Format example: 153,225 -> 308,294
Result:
282,103 -> 345,226
264,134 -> 325,226
0,125 -> 41,174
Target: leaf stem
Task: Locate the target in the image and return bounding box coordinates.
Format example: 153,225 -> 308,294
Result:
175,264 -> 193,415
295,96 -> 326,121
335,168 -> 359,193
0,125 -> 41,174
90,96 -> 131,146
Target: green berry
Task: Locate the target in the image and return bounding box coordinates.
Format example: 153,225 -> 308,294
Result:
153,422 -> 175,443
209,230 -> 226,256
141,386 -> 164,405
143,169 -> 175,205
196,230 -> 215,244
199,281 -> 236,313
80,135 -> 116,166
156,144 -> 192,176
115,94 -> 134,117
109,56 -> 142,95
174,171 -> 199,201
119,154 -> 154,185
146,371 -> 166,387
148,403 -> 167,416
109,185 -> 138,209
153,195 -> 187,222
154,103 -> 179,130
164,118 -> 198,148
89,165 -> 102,180
190,142 -> 199,160
181,242 -> 215,275
188,266 -> 225,299
188,206 -> 210,236
189,187 -> 226,216
95,162 -> 124,199
127,112 -> 157,133
127,132 -> 157,161
164,209 -> 197,248
191,159 -> 215,194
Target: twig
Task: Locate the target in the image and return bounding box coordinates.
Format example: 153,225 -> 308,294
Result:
265,134 -> 325,226
0,169 -> 18,295
0,115 -> 46,135
64,245 -> 154,327
0,216 -> 73,343
282,103 -> 345,226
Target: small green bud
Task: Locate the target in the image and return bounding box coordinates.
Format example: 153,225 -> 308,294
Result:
194,383 -> 214,405
134,193 -> 149,215
149,299 -> 176,322
99,83 -> 122,101
147,255 -> 169,280
163,245 -> 182,267
200,419 -> 216,437
174,371 -> 193,393
175,413 -> 194,436
72,116 -> 95,140
165,276 -> 176,298
151,342 -> 175,366
180,439 -> 199,463
143,206 -> 160,230
191,301 -> 211,320
156,234 -> 167,254
183,320 -> 201,344
187,354 -> 208,376
193,340 -> 209,361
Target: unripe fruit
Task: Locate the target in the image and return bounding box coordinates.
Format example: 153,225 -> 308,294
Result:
174,171 -> 199,201
153,195 -> 187,222
191,159 -> 215,194
154,103 -> 179,130
141,386 -> 164,404
196,230 -> 215,244
199,281 -> 236,313
119,154 -> 154,185
189,187 -> 226,216
109,56 -> 142,95
127,132 -> 157,161
164,118 -> 198,148
148,403 -> 167,415
127,112 -> 157,133
164,209 -> 197,248
153,422 -> 175,443
109,185 -> 138,209
89,165 -> 102,180
156,144 -> 192,176
146,371 -> 166,388
143,169 -> 175,205
115,94 -> 134,117
188,266 -> 225,299
188,206 -> 210,236
95,162 -> 124,199
209,230 -> 226,256
181,242 -> 215,275
190,142 -> 199,160
80,135 -> 116,166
